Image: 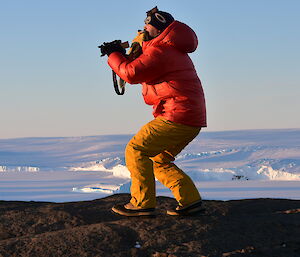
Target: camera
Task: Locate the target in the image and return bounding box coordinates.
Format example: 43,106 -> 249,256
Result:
98,40 -> 129,57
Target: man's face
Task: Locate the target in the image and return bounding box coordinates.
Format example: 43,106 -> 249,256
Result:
144,24 -> 161,38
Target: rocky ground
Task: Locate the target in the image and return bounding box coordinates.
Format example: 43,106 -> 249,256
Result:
0,194 -> 299,257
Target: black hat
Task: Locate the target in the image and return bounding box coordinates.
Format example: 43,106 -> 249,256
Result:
144,6 -> 174,31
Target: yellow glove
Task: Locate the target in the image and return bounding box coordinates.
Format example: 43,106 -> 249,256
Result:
128,31 -> 145,60
132,30 -> 145,46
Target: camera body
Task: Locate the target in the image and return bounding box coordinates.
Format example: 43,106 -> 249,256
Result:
98,40 -> 129,57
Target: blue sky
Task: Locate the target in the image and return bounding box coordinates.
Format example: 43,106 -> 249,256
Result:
0,0 -> 299,138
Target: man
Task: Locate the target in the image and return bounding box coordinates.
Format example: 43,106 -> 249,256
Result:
102,7 -> 206,216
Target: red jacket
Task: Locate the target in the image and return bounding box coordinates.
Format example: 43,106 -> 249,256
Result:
108,21 -> 207,127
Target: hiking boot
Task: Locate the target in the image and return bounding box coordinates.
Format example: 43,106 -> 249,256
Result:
112,202 -> 156,217
167,200 -> 205,216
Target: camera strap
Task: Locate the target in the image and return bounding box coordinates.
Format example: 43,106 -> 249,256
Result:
112,70 -> 125,95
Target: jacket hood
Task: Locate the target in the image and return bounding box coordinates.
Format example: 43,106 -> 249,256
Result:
144,21 -> 198,53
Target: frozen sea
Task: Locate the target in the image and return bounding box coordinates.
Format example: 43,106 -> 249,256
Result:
0,129 -> 299,202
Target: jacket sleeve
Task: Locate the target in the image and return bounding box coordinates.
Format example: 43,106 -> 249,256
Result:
107,46 -> 168,84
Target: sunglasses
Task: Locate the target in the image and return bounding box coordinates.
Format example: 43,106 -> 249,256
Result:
144,13 -> 167,25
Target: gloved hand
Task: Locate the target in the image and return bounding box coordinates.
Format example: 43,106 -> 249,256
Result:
106,43 -> 126,56
132,30 -> 146,46
128,30 -> 148,60
100,41 -> 126,57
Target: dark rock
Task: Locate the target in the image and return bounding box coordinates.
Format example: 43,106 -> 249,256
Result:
0,194 -> 299,257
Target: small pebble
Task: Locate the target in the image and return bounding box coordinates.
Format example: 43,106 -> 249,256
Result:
134,241 -> 141,248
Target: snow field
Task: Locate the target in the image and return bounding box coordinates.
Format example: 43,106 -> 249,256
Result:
0,129 -> 299,202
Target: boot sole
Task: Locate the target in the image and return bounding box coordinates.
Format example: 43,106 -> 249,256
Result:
112,206 -> 156,217
166,206 -> 205,216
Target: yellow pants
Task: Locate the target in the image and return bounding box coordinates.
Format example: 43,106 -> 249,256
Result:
125,117 -> 201,208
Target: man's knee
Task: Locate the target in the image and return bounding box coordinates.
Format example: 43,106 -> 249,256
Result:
125,139 -> 138,165
125,138 -> 151,168
152,151 -> 175,165
125,140 -> 134,154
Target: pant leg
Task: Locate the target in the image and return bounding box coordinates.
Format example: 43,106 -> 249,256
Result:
125,117 -> 201,208
152,128 -> 201,207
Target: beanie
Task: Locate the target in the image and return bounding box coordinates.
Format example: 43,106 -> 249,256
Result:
144,6 -> 174,31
